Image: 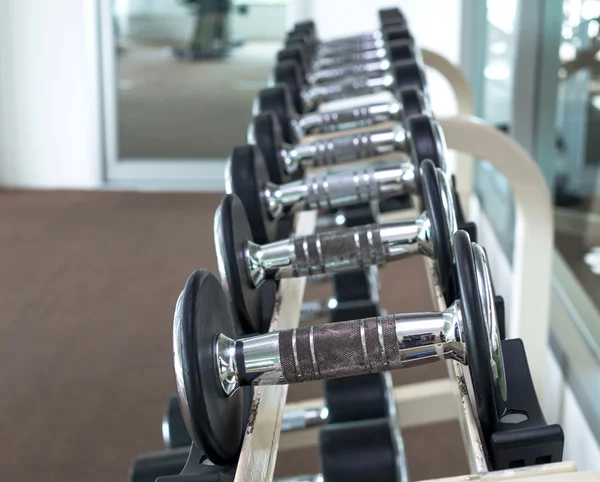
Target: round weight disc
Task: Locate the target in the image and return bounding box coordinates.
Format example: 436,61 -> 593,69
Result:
276,216 -> 294,239
174,269 -> 245,465
320,418 -> 397,482
277,46 -> 309,74
258,86 -> 298,144
383,24 -> 411,42
215,194 -> 267,333
387,38 -> 415,63
398,87 -> 427,119
252,112 -> 290,185
163,394 -> 192,449
325,373 -> 388,423
454,230 -> 498,442
407,114 -> 445,190
229,145 -> 278,244
293,20 -> 316,35
285,33 -> 315,60
392,59 -> 426,94
274,60 -> 305,113
421,159 -> 454,301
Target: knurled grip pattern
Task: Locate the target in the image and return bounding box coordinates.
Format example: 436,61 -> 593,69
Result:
311,78 -> 385,105
290,224 -> 386,277
312,62 -> 379,83
304,168 -> 380,210
315,48 -> 379,69
279,315 -> 402,383
319,39 -> 379,58
303,106 -> 394,134
308,132 -> 384,166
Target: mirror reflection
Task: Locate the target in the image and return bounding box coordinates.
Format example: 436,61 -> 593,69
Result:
112,0 -> 286,160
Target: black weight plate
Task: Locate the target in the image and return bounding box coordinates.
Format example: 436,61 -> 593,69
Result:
163,394 -> 192,449
398,87 -> 427,119
258,85 -> 298,144
274,60 -> 305,113
379,7 -> 404,21
177,269 -> 245,465
325,373 -> 388,423
454,230 -> 498,443
257,279 -> 277,333
216,194 -> 265,333
276,216 -> 294,239
277,46 -> 309,74
421,159 -> 454,302
285,31 -> 315,58
293,20 -> 315,34
407,114 -> 445,190
320,418 -> 397,482
383,24 -> 411,42
252,112 -> 290,184
229,145 -> 277,244
387,38 -> 415,63
391,59 -> 427,93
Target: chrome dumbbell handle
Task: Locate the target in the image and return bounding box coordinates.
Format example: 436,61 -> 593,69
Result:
317,38 -> 385,59
265,160 -> 415,218
299,299 -> 336,323
297,101 -> 402,135
309,59 -> 391,84
314,47 -> 385,70
315,27 -> 385,51
303,74 -> 393,108
245,215 -> 431,286
283,124 -> 406,172
217,303 -> 465,391
281,405 -> 329,431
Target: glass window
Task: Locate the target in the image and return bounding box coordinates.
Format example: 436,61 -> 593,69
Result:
553,0 -> 600,311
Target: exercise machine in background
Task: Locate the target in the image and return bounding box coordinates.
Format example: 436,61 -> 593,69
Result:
173,0 -> 248,60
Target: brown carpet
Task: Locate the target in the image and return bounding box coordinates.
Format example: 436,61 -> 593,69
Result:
0,189 -> 466,481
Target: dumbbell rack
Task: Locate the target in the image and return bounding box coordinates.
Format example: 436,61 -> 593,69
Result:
230,117 -> 582,482
126,12 -> 600,479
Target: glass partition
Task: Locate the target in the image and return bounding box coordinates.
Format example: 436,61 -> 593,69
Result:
552,0 -> 600,323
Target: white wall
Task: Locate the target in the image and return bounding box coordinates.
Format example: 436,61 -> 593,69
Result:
0,0 -> 102,189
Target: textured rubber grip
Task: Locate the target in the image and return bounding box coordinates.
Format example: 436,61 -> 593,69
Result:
279,316 -> 402,383
289,224 -> 386,277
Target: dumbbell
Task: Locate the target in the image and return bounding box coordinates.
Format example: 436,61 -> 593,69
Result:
146,371 -> 405,482
255,83 -> 427,147
163,364 -> 396,448
248,106 -> 436,186
173,229 -> 507,465
216,159 -> 457,334
236,113 -> 443,243
274,57 -> 426,114
289,9 -> 407,64
283,26 -> 414,85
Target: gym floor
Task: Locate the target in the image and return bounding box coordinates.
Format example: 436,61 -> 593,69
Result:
0,189 -> 468,481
